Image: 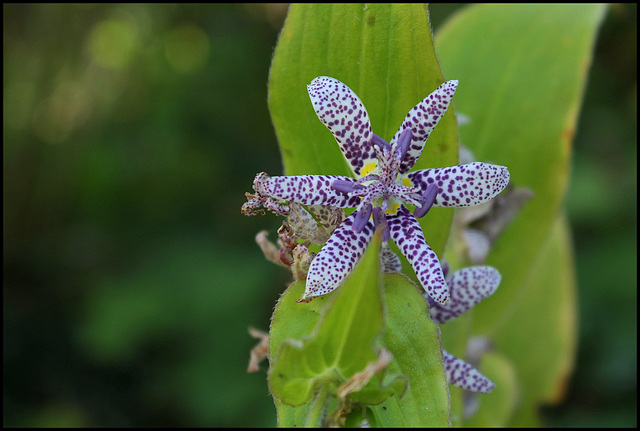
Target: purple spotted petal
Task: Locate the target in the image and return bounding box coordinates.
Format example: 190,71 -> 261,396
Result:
259,174 -> 362,208
303,212 -> 375,299
443,350 -> 495,394
408,162 -> 510,207
308,76 -> 377,178
387,205 -> 449,304
381,242 -> 402,273
430,266 -> 501,324
390,80 -> 459,174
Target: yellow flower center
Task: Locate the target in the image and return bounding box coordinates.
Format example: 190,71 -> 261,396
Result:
360,162 -> 377,177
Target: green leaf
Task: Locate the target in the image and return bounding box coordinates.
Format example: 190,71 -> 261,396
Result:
435,3 -> 606,333
435,3 -> 605,425
268,281 -> 332,427
269,266 -> 450,427
367,274 -> 450,427
268,281 -> 329,366
268,3 -> 458,256
491,213 -> 578,426
269,232 -> 405,426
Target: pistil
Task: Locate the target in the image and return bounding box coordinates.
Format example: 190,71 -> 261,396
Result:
331,128 -> 438,235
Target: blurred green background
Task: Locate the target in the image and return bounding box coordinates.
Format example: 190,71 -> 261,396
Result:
3,4 -> 636,427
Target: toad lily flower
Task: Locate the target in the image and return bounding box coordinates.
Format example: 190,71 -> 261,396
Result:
428,265 -> 501,393
243,76 -> 510,303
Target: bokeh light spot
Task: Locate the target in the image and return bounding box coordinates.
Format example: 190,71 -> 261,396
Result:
87,19 -> 138,69
164,24 -> 210,74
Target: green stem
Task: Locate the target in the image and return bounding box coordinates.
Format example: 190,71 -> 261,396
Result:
305,384 -> 330,427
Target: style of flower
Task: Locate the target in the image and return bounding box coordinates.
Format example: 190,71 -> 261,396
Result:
243,76 -> 510,303
427,264 -> 501,393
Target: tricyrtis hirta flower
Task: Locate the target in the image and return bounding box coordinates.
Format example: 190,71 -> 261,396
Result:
428,265 -> 501,393
243,76 -> 510,303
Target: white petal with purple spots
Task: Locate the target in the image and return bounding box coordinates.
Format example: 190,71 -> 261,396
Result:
303,212 -> 375,299
430,266 -> 501,324
260,174 -> 363,208
387,206 -> 449,304
308,76 -> 378,178
390,80 -> 459,174
408,162 -> 510,207
443,350 -> 495,394
381,242 -> 402,273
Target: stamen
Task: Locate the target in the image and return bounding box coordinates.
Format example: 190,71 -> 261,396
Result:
396,128 -> 413,161
372,206 -> 390,241
355,174 -> 380,185
352,203 -> 373,233
414,183 -> 438,218
372,206 -> 384,227
371,134 -> 391,152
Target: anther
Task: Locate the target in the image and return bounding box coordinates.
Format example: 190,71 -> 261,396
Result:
352,203 -> 373,233
396,128 -> 413,161
372,206 -> 390,241
414,183 -> 438,218
371,134 -> 391,152
331,180 -> 363,193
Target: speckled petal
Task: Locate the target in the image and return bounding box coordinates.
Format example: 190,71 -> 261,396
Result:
308,76 -> 377,178
390,80 -> 458,174
442,350 -> 495,394
430,266 -> 501,324
387,205 -> 449,304
303,212 -> 375,299
408,162 -> 510,207
260,174 -> 363,208
381,242 -> 402,273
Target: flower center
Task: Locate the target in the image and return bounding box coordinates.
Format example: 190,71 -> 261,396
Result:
331,129 -> 439,235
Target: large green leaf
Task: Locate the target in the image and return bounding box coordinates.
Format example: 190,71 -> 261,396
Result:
269,232 -> 384,407
492,213 -> 578,426
269,259 -> 450,427
435,3 -> 605,425
367,273 -> 450,427
435,3 -> 605,333
268,3 -> 459,256
269,232 -> 406,426
268,280 -> 332,427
